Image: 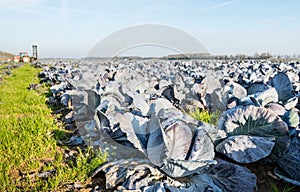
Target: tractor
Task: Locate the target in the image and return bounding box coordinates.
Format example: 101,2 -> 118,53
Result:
13,45 -> 38,62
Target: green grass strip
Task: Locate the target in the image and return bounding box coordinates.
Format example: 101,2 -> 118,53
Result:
0,64 -> 57,189
0,64 -> 106,191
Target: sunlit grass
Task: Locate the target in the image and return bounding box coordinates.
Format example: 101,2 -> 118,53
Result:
0,63 -> 106,191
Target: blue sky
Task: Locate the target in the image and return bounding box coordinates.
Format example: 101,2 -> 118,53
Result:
0,0 -> 299,58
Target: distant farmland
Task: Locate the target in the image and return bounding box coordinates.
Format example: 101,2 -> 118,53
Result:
0,51 -> 13,61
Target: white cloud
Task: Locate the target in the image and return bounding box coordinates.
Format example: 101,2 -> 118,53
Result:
60,0 -> 69,20
260,17 -> 294,25
0,0 -> 41,7
199,0 -> 239,12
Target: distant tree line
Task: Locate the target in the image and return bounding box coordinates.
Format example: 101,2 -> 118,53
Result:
86,52 -> 300,61
0,51 -> 14,59
163,52 -> 277,60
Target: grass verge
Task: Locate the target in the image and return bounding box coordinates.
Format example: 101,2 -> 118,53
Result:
0,63 -> 106,191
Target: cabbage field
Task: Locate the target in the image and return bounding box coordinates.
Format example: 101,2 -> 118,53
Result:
33,59 -> 300,191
